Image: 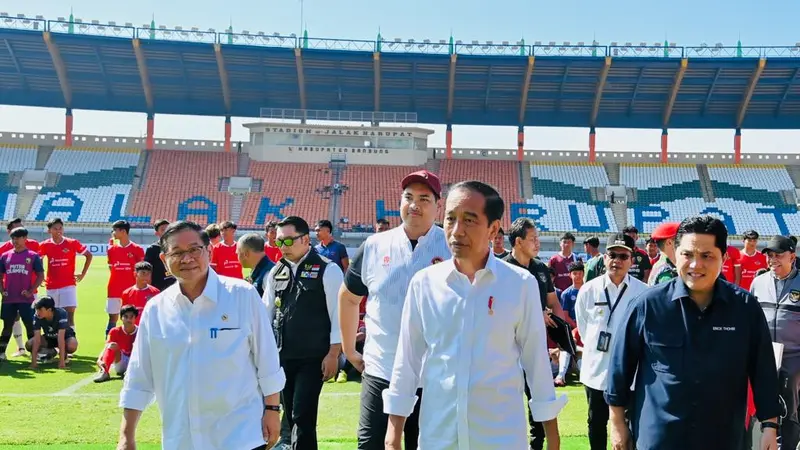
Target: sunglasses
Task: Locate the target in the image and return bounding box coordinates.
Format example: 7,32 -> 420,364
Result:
606,251 -> 631,261
275,234 -> 306,248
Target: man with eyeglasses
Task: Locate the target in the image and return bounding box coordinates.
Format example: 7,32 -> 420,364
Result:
263,216 -> 344,450
574,233 -> 647,450
118,221 -> 285,450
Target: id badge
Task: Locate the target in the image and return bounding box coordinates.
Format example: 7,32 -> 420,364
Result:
597,331 -> 611,352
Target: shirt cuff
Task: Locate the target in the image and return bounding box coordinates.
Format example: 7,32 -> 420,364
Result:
329,331 -> 342,345
258,367 -> 287,397
119,389 -> 155,411
603,390 -> 628,407
382,389 -> 419,417
528,393 -> 568,422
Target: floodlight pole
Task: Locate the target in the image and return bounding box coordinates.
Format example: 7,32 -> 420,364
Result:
300,0 -> 304,37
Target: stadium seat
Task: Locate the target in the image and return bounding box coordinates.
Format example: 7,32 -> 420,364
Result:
238,162 -> 331,228
26,147 -> 140,223
708,165 -> 794,207
438,160 -> 525,230
129,150 -> 236,225
0,145 -> 37,173
338,165 -> 424,229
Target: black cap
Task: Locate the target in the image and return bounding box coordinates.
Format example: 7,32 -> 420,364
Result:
9,227 -> 28,238
761,235 -> 796,254
743,229 -> 759,240
606,233 -> 635,252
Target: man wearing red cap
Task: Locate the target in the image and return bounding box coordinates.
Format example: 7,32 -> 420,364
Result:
647,222 -> 680,286
338,169 -> 451,450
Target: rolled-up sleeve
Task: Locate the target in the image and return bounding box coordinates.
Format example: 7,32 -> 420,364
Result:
517,275 -> 568,421
119,304 -> 156,411
382,276 -> 426,417
747,294 -> 781,421
323,262 -> 344,345
249,286 -> 286,396
604,297 -> 644,407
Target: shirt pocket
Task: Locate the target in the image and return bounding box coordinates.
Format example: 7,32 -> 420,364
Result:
645,330 -> 684,374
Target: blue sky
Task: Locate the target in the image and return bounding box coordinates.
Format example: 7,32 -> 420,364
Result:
2,0 -> 798,153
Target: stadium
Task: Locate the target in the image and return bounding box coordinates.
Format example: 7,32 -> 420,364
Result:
1,9 -> 800,449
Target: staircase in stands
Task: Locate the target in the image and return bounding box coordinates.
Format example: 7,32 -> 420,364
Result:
696,165 -> 716,202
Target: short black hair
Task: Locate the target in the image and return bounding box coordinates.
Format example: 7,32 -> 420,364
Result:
316,219 -> 333,232
623,226 -> 639,234
219,221 -> 237,231
676,215 -> 728,256
9,227 -> 28,239
376,218 -> 390,225
496,228 -> 505,236
34,296 -> 56,311
47,218 -> 64,229
112,220 -> 131,233
277,216 -> 311,236
135,261 -> 153,272
743,229 -> 759,240
205,224 -> 221,239
6,218 -> 22,231
265,220 -> 278,231
120,304 -> 139,317
508,217 -> 537,248
568,261 -> 585,273
560,232 -> 576,242
447,181 -> 504,225
160,221 -> 210,253
153,219 -> 170,231
583,236 -> 600,248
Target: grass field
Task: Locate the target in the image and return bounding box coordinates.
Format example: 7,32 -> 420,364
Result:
0,256 -> 592,448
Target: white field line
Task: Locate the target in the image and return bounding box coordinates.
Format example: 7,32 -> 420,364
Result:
53,374 -> 97,396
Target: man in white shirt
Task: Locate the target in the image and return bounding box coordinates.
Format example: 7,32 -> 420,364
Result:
383,180 -> 567,450
118,220 -> 286,450
338,169 -> 451,450
575,233 -> 648,450
263,216 -> 343,450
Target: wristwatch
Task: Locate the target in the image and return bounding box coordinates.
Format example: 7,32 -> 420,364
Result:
761,421 -> 779,431
264,404 -> 281,412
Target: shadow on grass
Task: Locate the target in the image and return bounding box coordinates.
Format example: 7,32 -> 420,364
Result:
0,354 -> 98,378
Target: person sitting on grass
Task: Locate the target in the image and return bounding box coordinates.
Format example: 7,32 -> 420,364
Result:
26,295 -> 79,369
95,304 -> 138,383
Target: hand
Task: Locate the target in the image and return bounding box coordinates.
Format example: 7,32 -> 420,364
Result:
344,349 -> 365,373
116,435 -> 136,450
543,311 -> 557,328
58,360 -> 67,369
262,410 -> 280,449
759,427 -> 777,450
75,273 -> 85,283
610,419 -> 631,450
108,342 -> 119,350
21,290 -> 31,298
321,352 -> 338,381
29,361 -> 38,370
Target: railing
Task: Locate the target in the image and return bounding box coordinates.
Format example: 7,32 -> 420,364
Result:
1,14 -> 799,58
259,108 -> 419,123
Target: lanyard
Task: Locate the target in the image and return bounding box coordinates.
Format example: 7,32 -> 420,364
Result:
604,283 -> 628,326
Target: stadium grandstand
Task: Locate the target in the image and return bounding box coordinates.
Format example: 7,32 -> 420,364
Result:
1,12 -> 800,250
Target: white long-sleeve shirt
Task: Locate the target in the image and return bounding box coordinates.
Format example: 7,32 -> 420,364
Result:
575,273 -> 648,391
263,249 -> 343,345
119,269 -> 286,450
383,254 -> 568,449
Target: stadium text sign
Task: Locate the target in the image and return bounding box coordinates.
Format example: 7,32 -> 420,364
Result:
266,127 -> 413,137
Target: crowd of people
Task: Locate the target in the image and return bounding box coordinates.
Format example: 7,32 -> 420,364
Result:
1,168 -> 800,450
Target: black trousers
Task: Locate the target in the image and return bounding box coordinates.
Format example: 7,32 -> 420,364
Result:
779,369 -> 800,450
585,386 -> 610,450
357,372 -> 421,450
279,357 -> 325,450
523,375 -> 545,450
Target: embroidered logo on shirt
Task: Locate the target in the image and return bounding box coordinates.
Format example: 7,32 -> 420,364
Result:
383,256 -> 390,266
221,314 -> 228,322
431,257 -> 444,264
488,296 -> 494,316
712,326 -> 736,331
791,290 -> 800,302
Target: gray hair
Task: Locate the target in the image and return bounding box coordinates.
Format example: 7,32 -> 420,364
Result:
237,233 -> 266,253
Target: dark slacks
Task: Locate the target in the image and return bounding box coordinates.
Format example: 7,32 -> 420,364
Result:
357,372 -> 421,450
585,385 -> 610,450
779,369 -> 800,450
280,357 -> 325,450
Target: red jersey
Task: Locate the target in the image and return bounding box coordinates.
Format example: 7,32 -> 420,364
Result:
107,243 -> 145,298
107,325 -> 138,356
265,245 -> 283,263
649,253 -> 660,267
39,237 -> 87,289
210,242 -> 243,279
739,250 -> 767,291
0,239 -> 41,291
722,245 -> 742,284
121,284 -> 160,325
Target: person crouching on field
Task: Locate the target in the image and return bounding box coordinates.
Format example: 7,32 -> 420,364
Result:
95,304 -> 138,383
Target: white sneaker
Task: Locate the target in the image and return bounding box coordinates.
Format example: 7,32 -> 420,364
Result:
12,349 -> 27,358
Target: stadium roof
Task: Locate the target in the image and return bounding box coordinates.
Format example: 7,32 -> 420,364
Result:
1,15 -> 800,129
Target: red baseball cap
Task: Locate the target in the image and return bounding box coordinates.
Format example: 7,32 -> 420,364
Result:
401,170 -> 442,198
651,222 -> 680,240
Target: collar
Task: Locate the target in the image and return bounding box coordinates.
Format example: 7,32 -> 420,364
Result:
122,325 -> 138,336
174,269 -> 219,303
398,223 -> 438,245
603,273 -> 630,290
445,252 -> 498,283
284,248 -> 313,270
670,276 -> 728,304
252,255 -> 272,277
771,267 -> 798,281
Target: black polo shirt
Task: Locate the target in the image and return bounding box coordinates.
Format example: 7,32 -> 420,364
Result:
502,254 -> 553,310
605,278 -> 780,450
